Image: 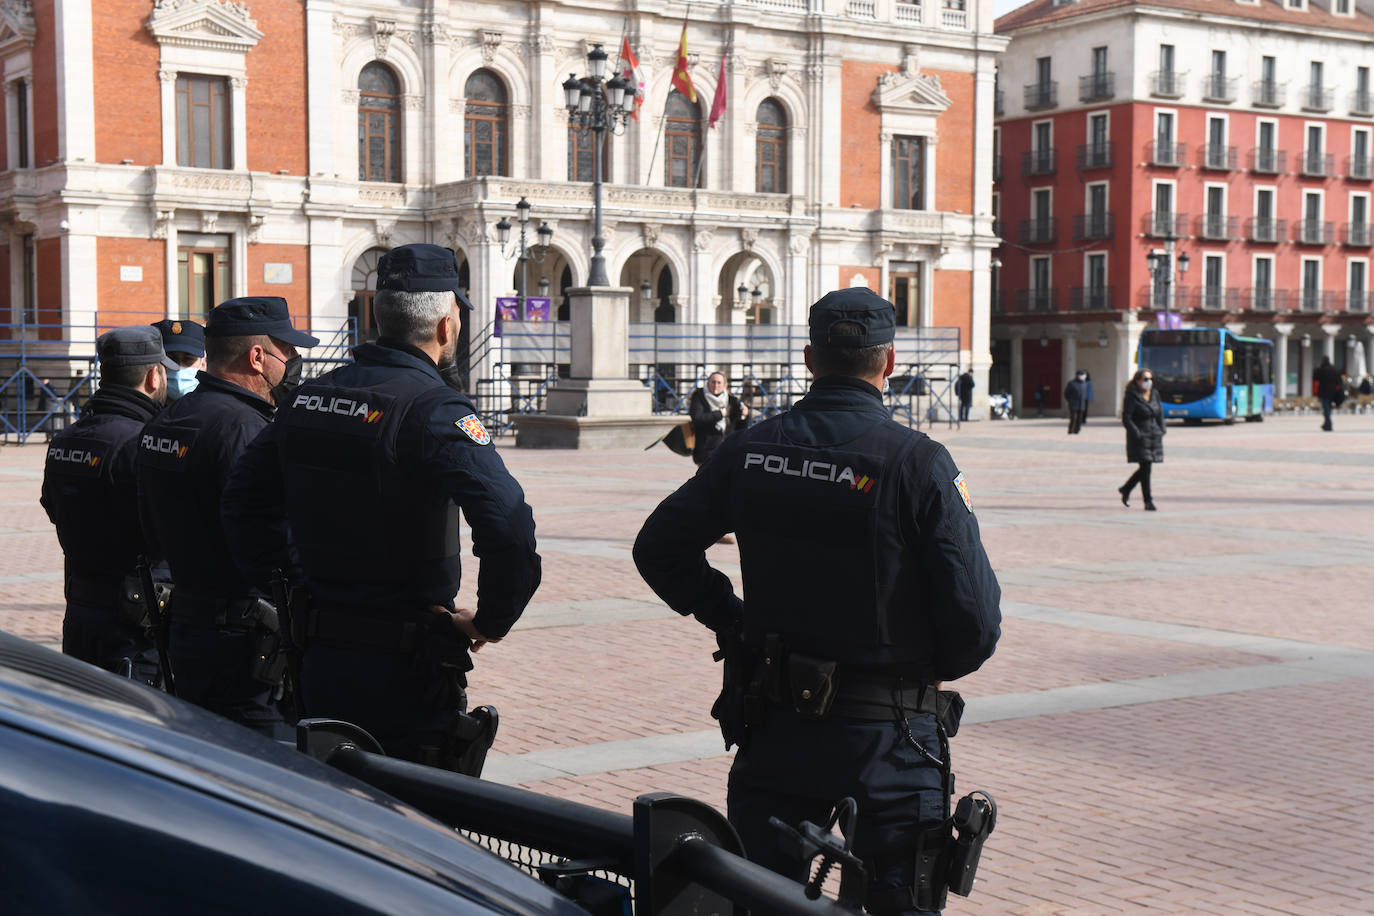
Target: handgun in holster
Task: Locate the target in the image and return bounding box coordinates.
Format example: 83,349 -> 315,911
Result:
438,705 -> 500,777
245,598 -> 288,689
710,624 -> 763,751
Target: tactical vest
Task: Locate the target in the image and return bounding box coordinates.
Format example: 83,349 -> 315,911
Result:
727,414 -> 932,667
277,370 -> 461,610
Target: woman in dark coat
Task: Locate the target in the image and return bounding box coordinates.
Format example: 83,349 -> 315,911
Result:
688,371 -> 749,466
1118,368 -> 1165,511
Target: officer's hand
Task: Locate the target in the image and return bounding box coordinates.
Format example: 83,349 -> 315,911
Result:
433,605 -> 500,651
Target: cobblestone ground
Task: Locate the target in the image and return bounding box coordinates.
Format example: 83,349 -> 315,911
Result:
4,410 -> 1373,914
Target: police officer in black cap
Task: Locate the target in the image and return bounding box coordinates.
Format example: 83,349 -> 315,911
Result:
634,287 -> 1001,914
41,326 -> 176,682
138,297 -> 318,735
150,318 -> 206,401
222,244 -> 540,771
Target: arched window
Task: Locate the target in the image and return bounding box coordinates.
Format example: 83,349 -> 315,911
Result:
465,70 -> 508,177
349,247 -> 388,339
358,63 -> 401,182
756,99 -> 788,194
665,94 -> 701,188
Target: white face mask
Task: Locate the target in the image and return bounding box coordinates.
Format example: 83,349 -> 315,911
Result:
1140,379 -> 1153,392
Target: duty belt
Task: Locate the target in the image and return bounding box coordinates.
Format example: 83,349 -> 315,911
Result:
307,607 -> 427,653
826,678 -> 943,721
65,573 -> 125,607
172,594 -> 270,629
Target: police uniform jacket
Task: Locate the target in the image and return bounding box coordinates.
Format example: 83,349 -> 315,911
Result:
634,375 -> 1001,682
221,340 -> 540,639
41,385 -> 161,588
138,372 -> 274,600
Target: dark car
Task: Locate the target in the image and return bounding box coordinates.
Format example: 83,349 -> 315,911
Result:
0,630 -> 859,915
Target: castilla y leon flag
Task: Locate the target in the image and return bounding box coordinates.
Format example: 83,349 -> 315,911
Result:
619,36 -> 645,121
671,23 -> 697,102
708,53 -> 727,128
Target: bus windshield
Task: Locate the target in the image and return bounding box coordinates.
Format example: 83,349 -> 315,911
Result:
1140,331 -> 1220,400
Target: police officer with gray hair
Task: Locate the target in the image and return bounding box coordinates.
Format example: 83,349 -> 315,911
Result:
222,244 -> 540,773
139,297 -> 318,736
41,326 -> 175,682
634,287 -> 1001,914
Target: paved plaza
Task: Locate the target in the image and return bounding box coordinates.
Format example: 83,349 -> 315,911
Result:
3,411 -> 1373,913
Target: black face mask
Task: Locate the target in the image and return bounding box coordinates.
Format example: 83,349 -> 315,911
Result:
437,344 -> 466,392
269,354 -> 303,407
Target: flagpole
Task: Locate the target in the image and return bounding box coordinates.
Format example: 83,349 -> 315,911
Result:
692,116 -> 707,189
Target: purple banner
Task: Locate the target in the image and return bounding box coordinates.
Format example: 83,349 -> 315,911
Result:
523,297 -> 551,322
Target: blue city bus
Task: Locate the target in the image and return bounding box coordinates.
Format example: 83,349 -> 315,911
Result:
1137,328 -> 1274,423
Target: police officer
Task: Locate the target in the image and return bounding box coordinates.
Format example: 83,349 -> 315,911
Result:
222,244 -> 540,770
41,326 -> 175,682
633,288 -> 1001,914
138,297 -> 318,736
150,318 -> 206,401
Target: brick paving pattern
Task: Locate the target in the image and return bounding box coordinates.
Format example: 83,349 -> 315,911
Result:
3,412 -> 1373,913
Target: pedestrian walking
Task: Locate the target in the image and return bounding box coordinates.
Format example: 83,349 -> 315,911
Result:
634,287 -> 1002,913
1063,370 -> 1089,434
956,370 -> 974,422
1313,357 -> 1344,431
1118,368 -> 1165,511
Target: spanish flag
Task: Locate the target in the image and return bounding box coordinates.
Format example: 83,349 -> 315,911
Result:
671,23 -> 696,102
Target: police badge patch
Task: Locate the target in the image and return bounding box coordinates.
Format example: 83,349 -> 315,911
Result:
953,472 -> 973,513
456,414 -> 491,445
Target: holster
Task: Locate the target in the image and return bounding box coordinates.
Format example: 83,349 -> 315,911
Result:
709,625 -> 762,751
438,705 -> 500,777
245,598 -> 288,689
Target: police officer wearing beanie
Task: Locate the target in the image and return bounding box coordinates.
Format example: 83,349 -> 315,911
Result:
222,244 -> 540,770
150,318 -> 206,402
41,326 -> 176,683
138,297 -> 318,736
634,287 -> 1001,914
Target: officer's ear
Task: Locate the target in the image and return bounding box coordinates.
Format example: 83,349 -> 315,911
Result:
803,345 -> 814,375
142,364 -> 163,395
882,345 -> 896,379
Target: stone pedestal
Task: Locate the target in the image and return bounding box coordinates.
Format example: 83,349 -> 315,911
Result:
516,286 -> 680,449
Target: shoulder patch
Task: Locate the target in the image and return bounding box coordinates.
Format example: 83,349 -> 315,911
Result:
953,472 -> 973,513
455,414 -> 491,445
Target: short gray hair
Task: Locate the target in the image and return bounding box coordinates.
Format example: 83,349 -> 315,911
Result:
374,289 -> 455,345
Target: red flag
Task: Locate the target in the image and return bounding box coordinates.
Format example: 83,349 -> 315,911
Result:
671,23 -> 697,102
619,36 -> 645,122
708,54 -> 727,128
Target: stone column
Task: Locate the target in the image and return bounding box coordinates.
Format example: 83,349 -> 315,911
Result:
1009,329 -> 1025,416
1365,328 -> 1374,383
1300,332 -> 1314,397
1273,322 -> 1293,398
1322,324 -> 1339,363
1060,324 -> 1079,414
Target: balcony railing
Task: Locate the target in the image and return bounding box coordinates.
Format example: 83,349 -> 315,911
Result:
1301,151 -> 1334,177
1303,86 -> 1335,112
1018,218 -> 1058,244
1188,287 -> 1240,311
1199,212 -> 1238,240
1150,70 -> 1185,98
1144,210 -> 1186,238
1344,221 -> 1372,246
1024,82 -> 1058,110
1347,155 -> 1372,180
1252,79 -> 1285,108
1022,148 -> 1057,176
1299,289 -> 1337,312
1068,286 -> 1115,311
1014,289 -> 1056,312
1251,148 -> 1287,173
1244,288 -> 1285,312
1348,290 -> 1370,312
1079,72 -> 1115,102
1073,212 -> 1113,240
1201,74 -> 1238,103
1247,216 -> 1287,243
1076,141 -> 1113,170
1149,140 -> 1186,167
1352,90 -> 1374,117
1201,144 -> 1238,170
1295,219 -> 1334,244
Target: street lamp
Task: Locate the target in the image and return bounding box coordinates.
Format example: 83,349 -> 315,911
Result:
493,196 -> 553,319
1148,247 -> 1189,325
564,43 -> 638,287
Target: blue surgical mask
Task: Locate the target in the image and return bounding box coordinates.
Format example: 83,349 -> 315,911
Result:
167,366 -> 200,400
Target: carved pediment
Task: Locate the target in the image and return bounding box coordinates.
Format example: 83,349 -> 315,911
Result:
0,0 -> 35,53
872,69 -> 951,115
146,0 -> 263,54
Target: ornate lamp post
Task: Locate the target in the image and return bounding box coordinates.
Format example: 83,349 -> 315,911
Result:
1148,246 -> 1189,326
494,196 -> 553,317
563,43 -> 637,287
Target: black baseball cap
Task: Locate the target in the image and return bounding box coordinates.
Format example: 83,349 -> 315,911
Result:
205,297 -> 320,347
97,326 -> 179,371
376,244 -> 474,310
808,288 -> 898,347
150,318 -> 206,358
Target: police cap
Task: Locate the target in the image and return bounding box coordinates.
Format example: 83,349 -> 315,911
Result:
375,244 -> 474,310
98,325 -> 179,371
205,297 -> 320,347
150,318 -> 206,358
808,288 -> 897,347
